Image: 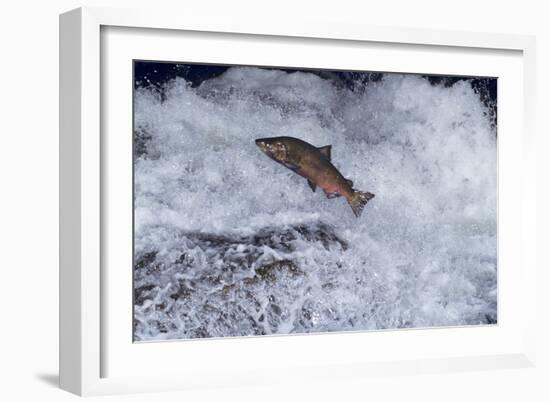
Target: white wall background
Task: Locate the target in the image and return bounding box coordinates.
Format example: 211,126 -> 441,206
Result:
0,0 -> 547,401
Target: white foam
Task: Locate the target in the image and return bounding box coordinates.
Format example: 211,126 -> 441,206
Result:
133,67 -> 497,340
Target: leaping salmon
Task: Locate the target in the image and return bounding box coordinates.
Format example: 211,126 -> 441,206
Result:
255,136 -> 375,217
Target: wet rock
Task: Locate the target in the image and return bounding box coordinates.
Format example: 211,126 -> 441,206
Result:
245,259 -> 301,285
135,251 -> 157,270
181,222 -> 348,256
169,283 -> 193,301
134,126 -> 152,159
134,284 -> 156,305
134,223 -> 346,289
133,222 -> 348,339
484,313 -> 497,325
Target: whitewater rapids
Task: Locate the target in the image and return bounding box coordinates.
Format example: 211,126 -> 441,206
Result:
133,66 -> 497,341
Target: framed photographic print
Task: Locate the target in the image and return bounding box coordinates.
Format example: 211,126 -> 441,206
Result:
60,6 -> 537,396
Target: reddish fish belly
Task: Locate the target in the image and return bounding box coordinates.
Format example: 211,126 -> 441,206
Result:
298,167 -> 353,200
318,178 -> 353,200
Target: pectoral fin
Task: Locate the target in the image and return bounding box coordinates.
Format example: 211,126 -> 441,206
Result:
318,145 -> 332,161
307,180 -> 317,192
324,190 -> 341,199
282,161 -> 299,171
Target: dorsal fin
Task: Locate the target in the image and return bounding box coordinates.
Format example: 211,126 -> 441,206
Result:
318,145 -> 332,161
346,179 -> 353,188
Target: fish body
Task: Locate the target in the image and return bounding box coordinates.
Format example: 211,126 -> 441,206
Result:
255,136 -> 375,217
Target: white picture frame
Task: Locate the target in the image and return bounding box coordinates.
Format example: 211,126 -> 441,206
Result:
59,6 -> 537,396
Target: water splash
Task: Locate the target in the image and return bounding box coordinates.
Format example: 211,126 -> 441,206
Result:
133,66 -> 497,341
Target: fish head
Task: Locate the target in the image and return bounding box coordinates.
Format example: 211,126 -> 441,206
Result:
255,137 -> 289,162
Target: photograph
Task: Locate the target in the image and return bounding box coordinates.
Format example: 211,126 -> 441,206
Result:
132,60 -> 497,341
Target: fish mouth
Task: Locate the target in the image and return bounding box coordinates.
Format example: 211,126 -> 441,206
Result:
255,139 -> 268,152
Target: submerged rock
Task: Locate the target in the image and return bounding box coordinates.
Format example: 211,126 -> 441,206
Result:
133,222 -> 348,340
251,259 -> 301,283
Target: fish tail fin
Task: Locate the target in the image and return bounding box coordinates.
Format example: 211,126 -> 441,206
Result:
349,190 -> 375,218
